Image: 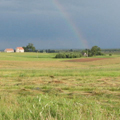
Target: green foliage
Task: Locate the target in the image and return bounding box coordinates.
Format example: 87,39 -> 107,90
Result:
0,94 -> 120,120
109,53 -> 112,56
55,52 -> 82,58
91,46 -> 101,56
84,46 -> 104,57
45,49 -> 56,53
23,43 -> 36,52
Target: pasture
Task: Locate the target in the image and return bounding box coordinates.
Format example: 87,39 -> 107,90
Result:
0,52 -> 120,120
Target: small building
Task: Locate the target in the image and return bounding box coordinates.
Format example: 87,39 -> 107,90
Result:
16,47 -> 24,53
84,53 -> 87,57
4,48 -> 14,53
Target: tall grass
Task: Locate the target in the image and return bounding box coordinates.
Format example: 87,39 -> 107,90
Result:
0,94 -> 119,120
0,53 -> 120,119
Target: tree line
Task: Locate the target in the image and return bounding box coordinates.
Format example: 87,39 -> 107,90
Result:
23,43 -> 105,58
55,46 -> 103,58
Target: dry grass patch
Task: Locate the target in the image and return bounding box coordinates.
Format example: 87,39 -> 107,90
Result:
0,60 -> 87,69
65,58 -> 112,62
83,57 -> 120,67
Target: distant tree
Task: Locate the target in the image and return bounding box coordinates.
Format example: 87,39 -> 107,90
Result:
90,46 -> 101,56
26,43 -> 36,52
22,46 -> 27,52
70,49 -> 73,52
23,43 -> 36,52
109,53 -> 112,56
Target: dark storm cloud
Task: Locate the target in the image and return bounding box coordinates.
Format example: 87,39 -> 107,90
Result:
0,0 -> 120,49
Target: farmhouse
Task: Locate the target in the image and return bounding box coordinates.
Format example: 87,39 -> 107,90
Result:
16,47 -> 24,53
4,48 -> 14,53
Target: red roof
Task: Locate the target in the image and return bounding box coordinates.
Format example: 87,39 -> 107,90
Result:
5,48 -> 14,51
16,47 -> 24,50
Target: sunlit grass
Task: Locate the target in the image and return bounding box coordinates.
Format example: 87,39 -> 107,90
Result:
0,53 -> 120,119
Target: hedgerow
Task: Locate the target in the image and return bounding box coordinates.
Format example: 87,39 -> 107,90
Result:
55,52 -> 82,58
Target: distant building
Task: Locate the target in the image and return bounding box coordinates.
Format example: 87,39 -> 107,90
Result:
16,47 -> 24,53
4,48 -> 14,53
84,53 -> 86,56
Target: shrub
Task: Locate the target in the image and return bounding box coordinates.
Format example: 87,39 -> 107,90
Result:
55,52 -> 82,58
109,54 -> 112,56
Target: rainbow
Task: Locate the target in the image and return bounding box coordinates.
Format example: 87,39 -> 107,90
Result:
52,0 -> 89,49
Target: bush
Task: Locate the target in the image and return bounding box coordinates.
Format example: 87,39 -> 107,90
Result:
55,52 -> 82,58
109,54 -> 112,56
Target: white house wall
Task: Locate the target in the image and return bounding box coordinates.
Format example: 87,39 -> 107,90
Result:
16,49 -> 24,53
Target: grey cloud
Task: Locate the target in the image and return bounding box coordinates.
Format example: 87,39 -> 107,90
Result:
0,0 -> 120,49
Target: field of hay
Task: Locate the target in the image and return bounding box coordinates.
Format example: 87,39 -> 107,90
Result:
0,52 -> 120,120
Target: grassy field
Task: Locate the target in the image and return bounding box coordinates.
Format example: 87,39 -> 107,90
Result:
0,52 -> 120,120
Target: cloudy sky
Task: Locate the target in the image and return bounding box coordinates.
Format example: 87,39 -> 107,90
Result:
0,0 -> 120,49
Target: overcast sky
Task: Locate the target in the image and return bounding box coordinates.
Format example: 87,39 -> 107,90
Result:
0,0 -> 120,49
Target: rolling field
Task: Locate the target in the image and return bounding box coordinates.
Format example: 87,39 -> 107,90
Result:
0,52 -> 120,120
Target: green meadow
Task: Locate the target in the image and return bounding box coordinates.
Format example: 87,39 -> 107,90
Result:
0,52 -> 120,120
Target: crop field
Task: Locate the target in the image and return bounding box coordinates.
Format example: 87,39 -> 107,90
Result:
0,52 -> 120,120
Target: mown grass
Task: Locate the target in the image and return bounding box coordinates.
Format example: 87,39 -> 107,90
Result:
0,52 -> 120,119
0,70 -> 120,78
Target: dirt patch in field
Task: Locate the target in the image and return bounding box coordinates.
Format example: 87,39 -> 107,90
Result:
65,58 -> 112,62
48,80 -> 64,84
